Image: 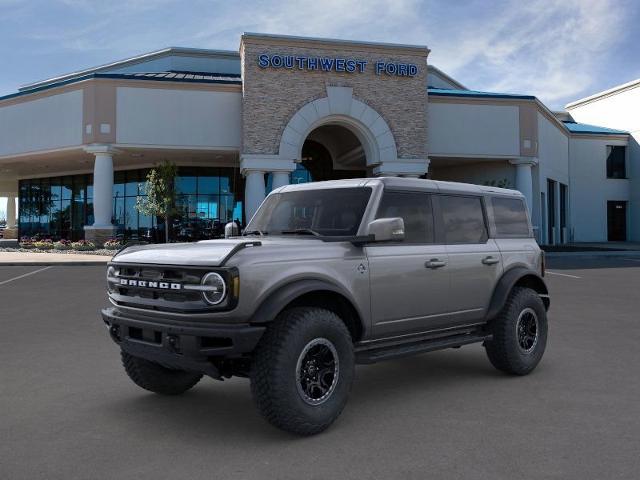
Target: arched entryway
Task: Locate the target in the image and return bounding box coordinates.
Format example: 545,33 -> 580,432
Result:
298,124 -> 368,182
243,86 -> 421,220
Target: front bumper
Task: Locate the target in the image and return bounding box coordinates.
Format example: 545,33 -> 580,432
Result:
102,307 -> 265,378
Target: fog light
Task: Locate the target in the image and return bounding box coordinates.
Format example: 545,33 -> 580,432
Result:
201,272 -> 226,305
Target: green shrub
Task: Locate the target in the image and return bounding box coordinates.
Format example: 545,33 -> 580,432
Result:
71,240 -> 96,251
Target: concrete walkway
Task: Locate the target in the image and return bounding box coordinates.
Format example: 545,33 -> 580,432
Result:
0,251 -> 112,266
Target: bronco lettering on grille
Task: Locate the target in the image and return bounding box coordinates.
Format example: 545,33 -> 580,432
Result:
120,279 -> 182,290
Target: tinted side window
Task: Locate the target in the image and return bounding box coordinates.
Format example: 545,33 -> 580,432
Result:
440,195 -> 488,244
606,146 -> 626,179
492,197 -> 530,237
376,191 -> 434,243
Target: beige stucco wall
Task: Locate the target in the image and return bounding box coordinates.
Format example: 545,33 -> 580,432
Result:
240,35 -> 429,161
0,89 -> 83,157
427,102 -> 520,157
116,86 -> 242,148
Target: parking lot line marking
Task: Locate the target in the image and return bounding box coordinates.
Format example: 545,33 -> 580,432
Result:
546,271 -> 581,279
623,258 -> 640,262
0,266 -> 52,287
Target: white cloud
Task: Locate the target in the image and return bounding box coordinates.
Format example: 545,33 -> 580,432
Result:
422,0 -> 631,107
184,0 -> 632,107
4,0 -> 635,108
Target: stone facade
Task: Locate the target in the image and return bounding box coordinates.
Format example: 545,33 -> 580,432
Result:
84,226 -> 116,247
240,34 -> 429,163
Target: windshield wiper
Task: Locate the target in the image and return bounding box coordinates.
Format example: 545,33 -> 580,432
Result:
243,229 -> 267,236
280,228 -> 322,237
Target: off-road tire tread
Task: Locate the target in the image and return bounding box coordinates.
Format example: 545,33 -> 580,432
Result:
250,307 -> 354,435
485,286 -> 547,375
121,351 -> 202,395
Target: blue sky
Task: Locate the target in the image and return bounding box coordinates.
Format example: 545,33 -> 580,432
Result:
1,0 -> 639,108
1,0 -> 639,218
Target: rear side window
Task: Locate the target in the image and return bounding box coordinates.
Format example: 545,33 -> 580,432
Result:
440,195 -> 488,244
492,197 -> 530,237
376,191 -> 434,243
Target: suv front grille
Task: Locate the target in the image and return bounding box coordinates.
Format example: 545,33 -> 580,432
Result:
108,264 -> 216,313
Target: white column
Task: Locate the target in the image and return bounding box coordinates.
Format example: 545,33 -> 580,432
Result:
240,154 -> 295,222
83,146 -> 118,246
6,195 -> 16,229
510,158 -> 538,216
88,147 -> 115,227
244,170 -> 266,222
271,171 -> 290,190
373,158 -> 430,177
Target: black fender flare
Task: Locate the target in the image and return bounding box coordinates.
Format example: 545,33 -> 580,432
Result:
485,267 -> 549,321
248,279 -> 364,326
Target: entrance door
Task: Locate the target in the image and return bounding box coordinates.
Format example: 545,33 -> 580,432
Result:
607,201 -> 627,241
366,191 -> 450,338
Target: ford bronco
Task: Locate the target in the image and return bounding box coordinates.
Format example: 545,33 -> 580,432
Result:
102,177 -> 549,435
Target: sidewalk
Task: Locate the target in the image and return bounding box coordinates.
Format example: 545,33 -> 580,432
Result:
543,242 -> 640,258
0,251 -> 113,266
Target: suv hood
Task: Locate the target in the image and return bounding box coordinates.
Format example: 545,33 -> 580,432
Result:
111,238 -> 262,267
110,237 -> 335,267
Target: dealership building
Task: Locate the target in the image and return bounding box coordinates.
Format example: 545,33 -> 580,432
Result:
0,33 -> 636,244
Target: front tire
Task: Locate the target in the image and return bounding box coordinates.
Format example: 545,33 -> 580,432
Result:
250,307 -> 355,435
485,287 -> 548,375
121,351 -> 202,395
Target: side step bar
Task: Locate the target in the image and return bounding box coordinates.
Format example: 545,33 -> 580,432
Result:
355,331 -> 491,364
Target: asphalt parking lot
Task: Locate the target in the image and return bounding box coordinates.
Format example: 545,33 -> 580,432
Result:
1,257 -> 640,480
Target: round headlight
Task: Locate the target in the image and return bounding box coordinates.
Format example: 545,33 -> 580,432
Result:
201,272 -> 226,305
107,266 -> 117,292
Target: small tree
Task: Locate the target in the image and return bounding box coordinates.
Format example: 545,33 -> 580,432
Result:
136,161 -> 178,243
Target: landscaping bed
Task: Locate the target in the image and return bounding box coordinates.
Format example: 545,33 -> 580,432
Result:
0,237 -> 124,256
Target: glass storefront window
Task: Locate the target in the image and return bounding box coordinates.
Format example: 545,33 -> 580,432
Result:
197,174 -> 219,195
18,166 -> 244,242
176,170 -> 197,194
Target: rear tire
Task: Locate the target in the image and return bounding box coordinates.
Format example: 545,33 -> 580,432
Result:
485,287 -> 548,375
121,351 -> 202,395
250,307 -> 355,435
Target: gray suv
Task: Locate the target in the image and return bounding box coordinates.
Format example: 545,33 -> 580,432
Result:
102,178 -> 549,435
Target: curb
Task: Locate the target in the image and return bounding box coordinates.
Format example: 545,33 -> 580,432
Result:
545,250 -> 640,258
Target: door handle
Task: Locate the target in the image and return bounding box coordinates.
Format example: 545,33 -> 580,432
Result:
482,256 -> 500,265
425,259 -> 447,269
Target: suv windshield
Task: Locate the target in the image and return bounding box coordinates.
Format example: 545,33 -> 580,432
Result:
245,187 -> 372,237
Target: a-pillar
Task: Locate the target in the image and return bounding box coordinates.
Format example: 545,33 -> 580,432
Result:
509,157 -> 538,216
241,154 -> 295,222
84,145 -> 118,245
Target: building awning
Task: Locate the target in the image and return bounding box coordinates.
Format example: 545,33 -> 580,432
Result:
562,121 -> 628,135
0,71 -> 242,103
427,87 -> 535,100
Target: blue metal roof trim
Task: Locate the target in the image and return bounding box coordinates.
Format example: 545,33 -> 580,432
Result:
428,87 -> 536,100
562,121 -> 628,135
0,72 -> 242,102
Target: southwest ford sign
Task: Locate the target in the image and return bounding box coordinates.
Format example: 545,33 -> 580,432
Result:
257,54 -> 418,77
